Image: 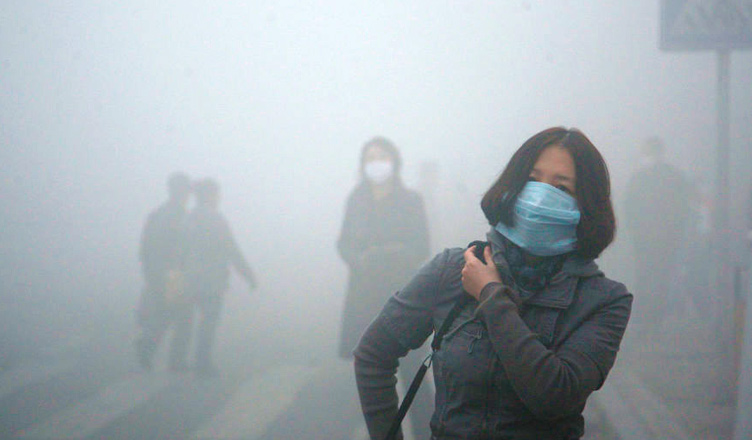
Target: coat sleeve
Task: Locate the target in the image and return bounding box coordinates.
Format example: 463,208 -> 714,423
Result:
353,250 -> 449,440
213,215 -> 254,285
476,280 -> 632,420
337,193 -> 363,267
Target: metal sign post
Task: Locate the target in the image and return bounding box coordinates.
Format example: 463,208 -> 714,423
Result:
734,258 -> 752,440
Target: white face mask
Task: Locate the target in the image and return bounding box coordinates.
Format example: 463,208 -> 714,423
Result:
364,160 -> 394,184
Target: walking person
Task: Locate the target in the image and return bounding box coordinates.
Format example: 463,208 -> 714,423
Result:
135,172 -> 194,371
354,127 -> 632,439
177,178 -> 257,378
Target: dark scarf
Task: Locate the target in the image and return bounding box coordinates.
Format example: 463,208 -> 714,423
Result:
498,235 -> 567,295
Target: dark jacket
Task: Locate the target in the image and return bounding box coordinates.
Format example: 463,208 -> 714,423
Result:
183,205 -> 253,297
354,229 -> 632,440
139,200 -> 187,289
337,182 -> 430,357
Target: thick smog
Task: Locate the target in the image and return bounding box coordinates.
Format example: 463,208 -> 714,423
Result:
1,1 -> 751,439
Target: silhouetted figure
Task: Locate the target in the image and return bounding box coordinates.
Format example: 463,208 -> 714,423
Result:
625,137 -> 691,338
135,172 -> 194,371
337,136 -> 431,439
177,178 -> 256,378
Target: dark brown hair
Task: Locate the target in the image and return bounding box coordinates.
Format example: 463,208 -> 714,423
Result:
193,178 -> 220,204
481,127 -> 615,260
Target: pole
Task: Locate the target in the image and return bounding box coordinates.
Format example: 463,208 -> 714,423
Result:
713,50 -> 732,341
733,259 -> 752,440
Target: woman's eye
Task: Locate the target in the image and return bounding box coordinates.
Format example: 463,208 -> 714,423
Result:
557,185 -> 572,194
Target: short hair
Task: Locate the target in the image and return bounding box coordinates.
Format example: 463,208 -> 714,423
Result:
481,127 -> 615,260
193,178 -> 220,204
167,172 -> 191,198
359,136 -> 403,180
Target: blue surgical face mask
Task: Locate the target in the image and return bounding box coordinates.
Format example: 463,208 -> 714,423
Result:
494,181 -> 581,256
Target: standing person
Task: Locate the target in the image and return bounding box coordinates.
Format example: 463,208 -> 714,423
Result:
135,172 -> 194,371
338,136 -> 432,439
354,127 -> 632,440
178,178 -> 257,378
624,137 -> 691,338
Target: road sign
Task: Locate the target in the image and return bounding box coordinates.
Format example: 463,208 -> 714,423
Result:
660,0 -> 752,50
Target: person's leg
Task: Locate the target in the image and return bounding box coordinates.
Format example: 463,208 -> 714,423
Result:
167,301 -> 194,371
194,295 -> 224,376
135,293 -> 169,371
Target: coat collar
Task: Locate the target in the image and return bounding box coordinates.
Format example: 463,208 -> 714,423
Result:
486,228 -> 603,309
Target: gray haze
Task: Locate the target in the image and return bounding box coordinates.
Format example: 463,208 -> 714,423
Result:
1,1 -> 751,438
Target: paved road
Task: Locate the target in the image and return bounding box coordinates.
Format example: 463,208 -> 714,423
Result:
2,288 -> 738,440
0,308 -> 621,440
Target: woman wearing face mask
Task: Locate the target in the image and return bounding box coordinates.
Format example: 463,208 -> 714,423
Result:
338,136 -> 433,438
354,127 -> 632,440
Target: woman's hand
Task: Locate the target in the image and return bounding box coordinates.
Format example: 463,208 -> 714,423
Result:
462,245 -> 501,300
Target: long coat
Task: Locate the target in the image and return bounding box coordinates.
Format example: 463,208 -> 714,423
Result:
337,182 -> 430,358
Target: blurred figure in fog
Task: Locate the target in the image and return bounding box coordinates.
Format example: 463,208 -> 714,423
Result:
682,178 -> 712,316
176,178 -> 257,378
135,172 -> 193,372
337,136 -> 432,439
625,137 -> 692,338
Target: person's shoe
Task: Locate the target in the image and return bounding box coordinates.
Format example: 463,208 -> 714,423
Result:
194,363 -> 220,379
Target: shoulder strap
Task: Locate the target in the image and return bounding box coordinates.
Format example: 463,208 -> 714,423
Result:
385,295 -> 469,440
431,295 -> 471,351
385,242 -> 486,440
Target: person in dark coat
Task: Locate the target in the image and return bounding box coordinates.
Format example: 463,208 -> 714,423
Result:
624,137 -> 691,338
135,172 -> 194,371
354,127 -> 632,440
176,178 -> 257,378
338,136 -> 431,438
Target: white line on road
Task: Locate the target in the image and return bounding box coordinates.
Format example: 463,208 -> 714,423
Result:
193,364 -> 316,439
15,372 -> 181,439
0,360 -> 75,400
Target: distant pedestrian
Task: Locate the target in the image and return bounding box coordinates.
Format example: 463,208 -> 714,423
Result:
176,178 -> 257,378
337,136 -> 432,439
135,172 -> 194,372
624,137 -> 692,337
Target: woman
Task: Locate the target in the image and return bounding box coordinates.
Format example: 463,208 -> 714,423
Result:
338,136 -> 433,438
354,127 -> 632,440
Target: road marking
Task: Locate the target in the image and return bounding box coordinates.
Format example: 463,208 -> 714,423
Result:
0,360 -> 75,400
15,372 -> 180,439
193,364 -> 316,439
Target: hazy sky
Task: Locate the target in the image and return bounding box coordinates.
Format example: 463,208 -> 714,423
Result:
1,1 -> 751,330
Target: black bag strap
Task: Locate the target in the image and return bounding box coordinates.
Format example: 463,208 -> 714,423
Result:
384,241 -> 487,440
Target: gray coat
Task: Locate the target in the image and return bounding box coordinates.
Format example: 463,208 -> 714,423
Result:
354,229 -> 632,440
183,205 -> 254,298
